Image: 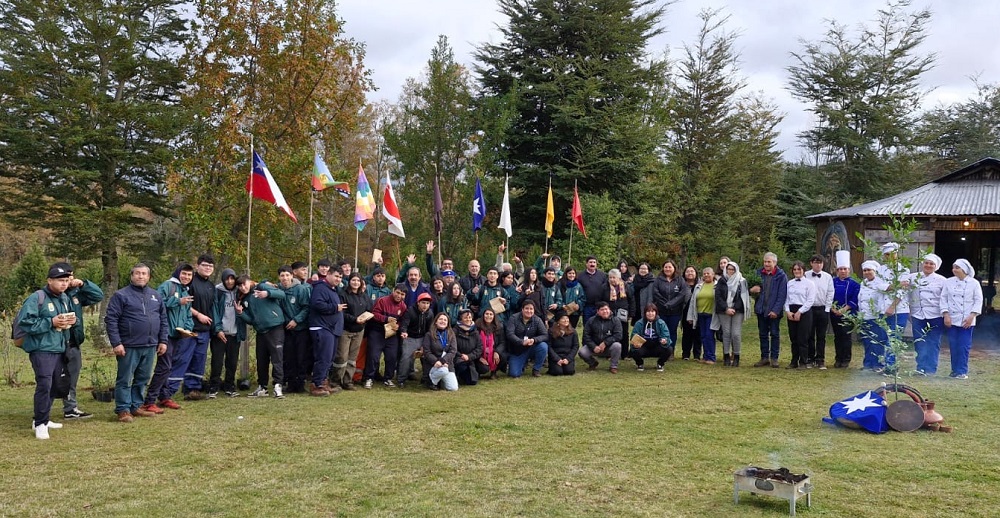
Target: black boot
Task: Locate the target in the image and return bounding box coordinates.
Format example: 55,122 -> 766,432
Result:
733,354 -> 740,367
723,355 -> 731,367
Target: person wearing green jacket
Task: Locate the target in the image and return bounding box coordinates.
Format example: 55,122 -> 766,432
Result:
534,253 -> 563,279
629,304 -> 673,371
210,268 -> 244,397
236,274 -> 287,399
279,265 -> 312,393
53,262 -> 104,420
145,263 -> 195,412
18,264 -> 75,439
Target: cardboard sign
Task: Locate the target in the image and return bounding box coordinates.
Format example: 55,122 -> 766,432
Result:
630,334 -> 647,348
372,248 -> 383,264
357,311 -> 374,324
489,297 -> 506,314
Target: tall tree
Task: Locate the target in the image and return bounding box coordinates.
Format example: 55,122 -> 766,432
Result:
0,0 -> 189,293
787,0 -> 935,201
173,0 -> 369,273
918,81 -> 1000,177
475,0 -> 667,243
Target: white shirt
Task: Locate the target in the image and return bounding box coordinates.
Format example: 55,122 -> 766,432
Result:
784,277 -> 816,313
940,276 -> 984,325
805,269 -> 834,311
877,264 -> 911,314
859,277 -> 890,320
909,272 -> 946,320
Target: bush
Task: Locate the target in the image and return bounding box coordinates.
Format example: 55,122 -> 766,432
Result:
0,312 -> 29,387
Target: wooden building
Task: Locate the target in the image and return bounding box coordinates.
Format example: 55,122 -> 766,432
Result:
807,157 -> 1000,292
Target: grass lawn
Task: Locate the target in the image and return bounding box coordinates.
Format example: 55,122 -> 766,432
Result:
1,325 -> 999,517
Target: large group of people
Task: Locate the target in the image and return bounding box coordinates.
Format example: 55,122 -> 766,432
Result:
15,241 -> 985,439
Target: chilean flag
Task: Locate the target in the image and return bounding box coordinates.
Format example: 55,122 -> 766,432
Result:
246,151 -> 298,222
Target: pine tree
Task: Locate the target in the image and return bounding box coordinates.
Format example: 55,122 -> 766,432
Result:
0,0 -> 190,293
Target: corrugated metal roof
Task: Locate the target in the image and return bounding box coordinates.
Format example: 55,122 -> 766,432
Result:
808,158 -> 1000,219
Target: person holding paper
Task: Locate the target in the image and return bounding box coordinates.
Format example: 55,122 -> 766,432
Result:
335,273 -> 371,390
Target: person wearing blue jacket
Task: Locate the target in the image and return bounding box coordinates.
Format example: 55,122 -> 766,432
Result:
237,274 -> 288,398
749,252 -> 788,368
629,304 -> 673,371
145,263 -> 195,412
18,264 -> 75,438
308,269 -> 344,396
105,263 -> 169,424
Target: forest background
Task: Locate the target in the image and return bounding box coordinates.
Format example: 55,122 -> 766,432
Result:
2,0 -> 999,315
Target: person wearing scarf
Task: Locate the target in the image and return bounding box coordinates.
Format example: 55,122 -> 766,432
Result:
421,313 -> 458,391
909,253 -> 946,376
629,263 -> 655,328
714,261 -> 749,367
453,309 -> 485,385
560,267 -> 586,329
476,309 -> 503,378
941,259 -> 983,379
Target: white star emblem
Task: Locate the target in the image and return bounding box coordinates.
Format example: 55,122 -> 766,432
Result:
473,197 -> 483,215
839,391 -> 882,414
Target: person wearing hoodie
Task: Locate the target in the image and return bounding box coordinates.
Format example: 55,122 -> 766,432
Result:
442,282 -> 468,324
144,263 -> 195,413
453,309 -> 485,385
237,273 -> 288,399
539,267 -> 564,319
278,265 -> 312,394
209,268 -> 244,397
714,261 -> 750,367
398,292 -> 435,388
629,304 -> 672,371
941,258 -> 983,379
749,252 -> 788,368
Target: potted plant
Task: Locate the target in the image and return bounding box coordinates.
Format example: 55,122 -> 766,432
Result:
89,356 -> 116,402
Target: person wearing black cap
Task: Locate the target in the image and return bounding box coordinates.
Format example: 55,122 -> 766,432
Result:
53,262 -> 104,420
209,268 -> 243,397
547,309 -> 578,376
397,291 -> 435,388
17,264 -> 75,438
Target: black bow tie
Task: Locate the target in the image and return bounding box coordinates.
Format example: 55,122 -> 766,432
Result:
811,273 -> 821,277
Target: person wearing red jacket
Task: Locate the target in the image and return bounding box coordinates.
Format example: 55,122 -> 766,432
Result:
362,284 -> 407,389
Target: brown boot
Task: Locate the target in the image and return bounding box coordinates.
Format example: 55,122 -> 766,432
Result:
309,382 -> 330,396
132,407 -> 157,418
321,380 -> 342,394
118,411 -> 134,423
753,358 -> 770,367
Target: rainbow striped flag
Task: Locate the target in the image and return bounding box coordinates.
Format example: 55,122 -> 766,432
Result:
354,163 -> 376,231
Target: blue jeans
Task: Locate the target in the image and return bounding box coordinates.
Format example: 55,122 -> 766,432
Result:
507,342 -> 548,377
757,314 -> 781,359
184,331 -> 210,392
947,325 -> 974,376
912,317 -> 944,374
861,319 -> 888,369
698,314 -> 716,361
115,346 -> 156,413
663,314 -> 682,347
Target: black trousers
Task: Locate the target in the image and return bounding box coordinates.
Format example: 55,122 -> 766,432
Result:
787,305 -> 813,366
631,339 -> 671,367
209,333 -> 240,392
256,327 -> 284,388
831,314 -> 853,365
806,307 -> 830,363
547,358 -> 577,376
282,329 -> 310,392
681,318 -> 699,359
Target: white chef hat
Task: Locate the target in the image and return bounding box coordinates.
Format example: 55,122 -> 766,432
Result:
923,253 -> 942,271
836,250 -> 851,269
880,242 -> 900,255
861,260 -> 880,272
953,258 -> 974,277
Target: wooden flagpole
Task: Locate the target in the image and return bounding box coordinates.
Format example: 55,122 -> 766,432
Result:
354,228 -> 360,271
308,190 -> 315,271
240,133 -> 254,390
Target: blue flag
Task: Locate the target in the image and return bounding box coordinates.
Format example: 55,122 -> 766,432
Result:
472,178 -> 486,231
822,390 -> 889,434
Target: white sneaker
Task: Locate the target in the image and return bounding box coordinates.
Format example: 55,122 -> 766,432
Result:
35,423 -> 49,440
274,384 -> 285,399
363,379 -> 373,389
31,420 -> 63,430
249,386 -> 267,397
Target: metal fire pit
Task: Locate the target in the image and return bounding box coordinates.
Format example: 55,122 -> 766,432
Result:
734,466 -> 812,516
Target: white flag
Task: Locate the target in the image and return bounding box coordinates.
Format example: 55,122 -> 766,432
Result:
382,171 -> 405,238
498,176 -> 512,238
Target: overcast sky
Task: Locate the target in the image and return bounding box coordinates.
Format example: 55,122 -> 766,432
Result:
338,0 -> 1000,160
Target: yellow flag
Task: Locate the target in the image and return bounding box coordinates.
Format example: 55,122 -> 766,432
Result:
545,185 -> 555,238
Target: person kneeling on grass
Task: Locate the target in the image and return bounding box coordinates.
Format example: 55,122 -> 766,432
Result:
504,300 -> 549,378
580,302 -> 623,374
236,274 -> 287,399
421,313 -> 459,391
547,309 -> 579,376
630,304 -> 672,372
454,309 -> 486,385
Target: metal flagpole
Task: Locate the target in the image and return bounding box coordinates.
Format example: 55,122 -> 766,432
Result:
544,176 -> 551,256
308,190 -> 315,270
246,134 -> 254,275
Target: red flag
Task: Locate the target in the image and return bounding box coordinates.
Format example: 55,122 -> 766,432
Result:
383,171 -> 405,237
247,151 -> 298,222
571,184 -> 586,238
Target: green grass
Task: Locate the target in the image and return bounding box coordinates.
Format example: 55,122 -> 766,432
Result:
2,327 -> 999,517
